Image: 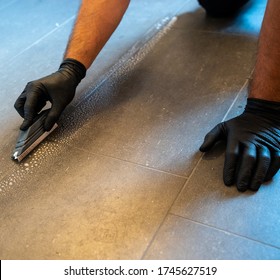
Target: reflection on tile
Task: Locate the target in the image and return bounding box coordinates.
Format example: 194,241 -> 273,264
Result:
0,147 -> 185,259
144,214 -> 280,259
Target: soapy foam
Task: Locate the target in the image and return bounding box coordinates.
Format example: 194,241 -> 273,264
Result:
0,17 -> 177,195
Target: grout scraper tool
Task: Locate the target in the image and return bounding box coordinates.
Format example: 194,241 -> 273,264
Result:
12,109 -> 58,162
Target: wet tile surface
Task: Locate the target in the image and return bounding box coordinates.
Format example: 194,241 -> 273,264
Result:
67,28 -> 256,176
144,214 -> 280,260
0,0 -> 189,182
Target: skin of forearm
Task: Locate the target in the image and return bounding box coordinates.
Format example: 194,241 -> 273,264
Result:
64,0 -> 130,69
250,0 -> 280,102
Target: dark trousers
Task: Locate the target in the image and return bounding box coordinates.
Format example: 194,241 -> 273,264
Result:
198,0 -> 250,17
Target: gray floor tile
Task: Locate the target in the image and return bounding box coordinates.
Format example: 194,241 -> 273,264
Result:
0,0 -> 80,63
0,146 -> 185,259
170,106 -> 280,249
0,24 -> 76,181
0,0 -> 273,261
60,27 -> 256,176
0,0 -> 189,183
144,214 -> 280,260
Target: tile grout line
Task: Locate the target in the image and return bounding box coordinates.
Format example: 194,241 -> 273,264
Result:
174,0 -> 195,15
172,78 -> 248,208
8,15 -> 76,64
221,79 -> 248,122
1,81 -> 250,188
141,158 -> 203,260
141,78 -> 249,259
69,144 -> 189,179
170,212 -> 280,251
1,16 -> 179,191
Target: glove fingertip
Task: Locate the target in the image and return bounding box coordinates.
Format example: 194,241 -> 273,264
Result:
223,164 -> 237,186
44,120 -> 56,131
200,124 -> 225,153
249,182 -> 262,192
20,119 -> 32,131
223,177 -> 234,186
44,115 -> 59,131
14,102 -> 25,118
199,134 -> 218,152
199,141 -> 211,152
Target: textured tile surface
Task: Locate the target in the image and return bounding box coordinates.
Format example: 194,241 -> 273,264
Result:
0,0 -> 189,184
144,214 -> 280,260
0,146 -> 185,259
170,155 -> 280,248
1,0 -> 277,261
170,86 -> 280,249
66,28 -> 256,176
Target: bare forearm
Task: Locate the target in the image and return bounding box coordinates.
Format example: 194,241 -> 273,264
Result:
250,0 -> 280,101
64,0 -> 130,69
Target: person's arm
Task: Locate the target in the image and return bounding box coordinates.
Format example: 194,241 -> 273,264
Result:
65,0 -> 130,68
200,0 -> 280,192
14,0 -> 130,131
249,0 -> 280,102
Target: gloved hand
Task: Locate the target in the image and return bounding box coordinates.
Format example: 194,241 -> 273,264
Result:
14,58 -> 86,131
200,98 -> 280,191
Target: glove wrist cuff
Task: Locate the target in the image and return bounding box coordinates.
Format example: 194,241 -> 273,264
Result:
59,58 -> 87,83
246,98 -> 280,120
245,98 -> 280,111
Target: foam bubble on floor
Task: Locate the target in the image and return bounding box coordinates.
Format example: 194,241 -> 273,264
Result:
0,17 -> 177,195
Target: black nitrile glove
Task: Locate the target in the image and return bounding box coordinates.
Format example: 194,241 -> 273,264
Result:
14,58 -> 86,131
200,98 -> 280,192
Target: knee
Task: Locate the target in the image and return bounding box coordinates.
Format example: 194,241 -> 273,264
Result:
198,0 -> 250,17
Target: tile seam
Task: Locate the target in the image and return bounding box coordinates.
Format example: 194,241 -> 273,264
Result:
169,78 -> 249,210
169,212 -> 280,251
141,157 -> 204,259
142,78 -> 250,258
174,0 -> 195,15
70,144 -> 189,179
8,15 -> 76,64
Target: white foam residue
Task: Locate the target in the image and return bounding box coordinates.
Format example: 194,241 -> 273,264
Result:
0,17 -> 177,195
